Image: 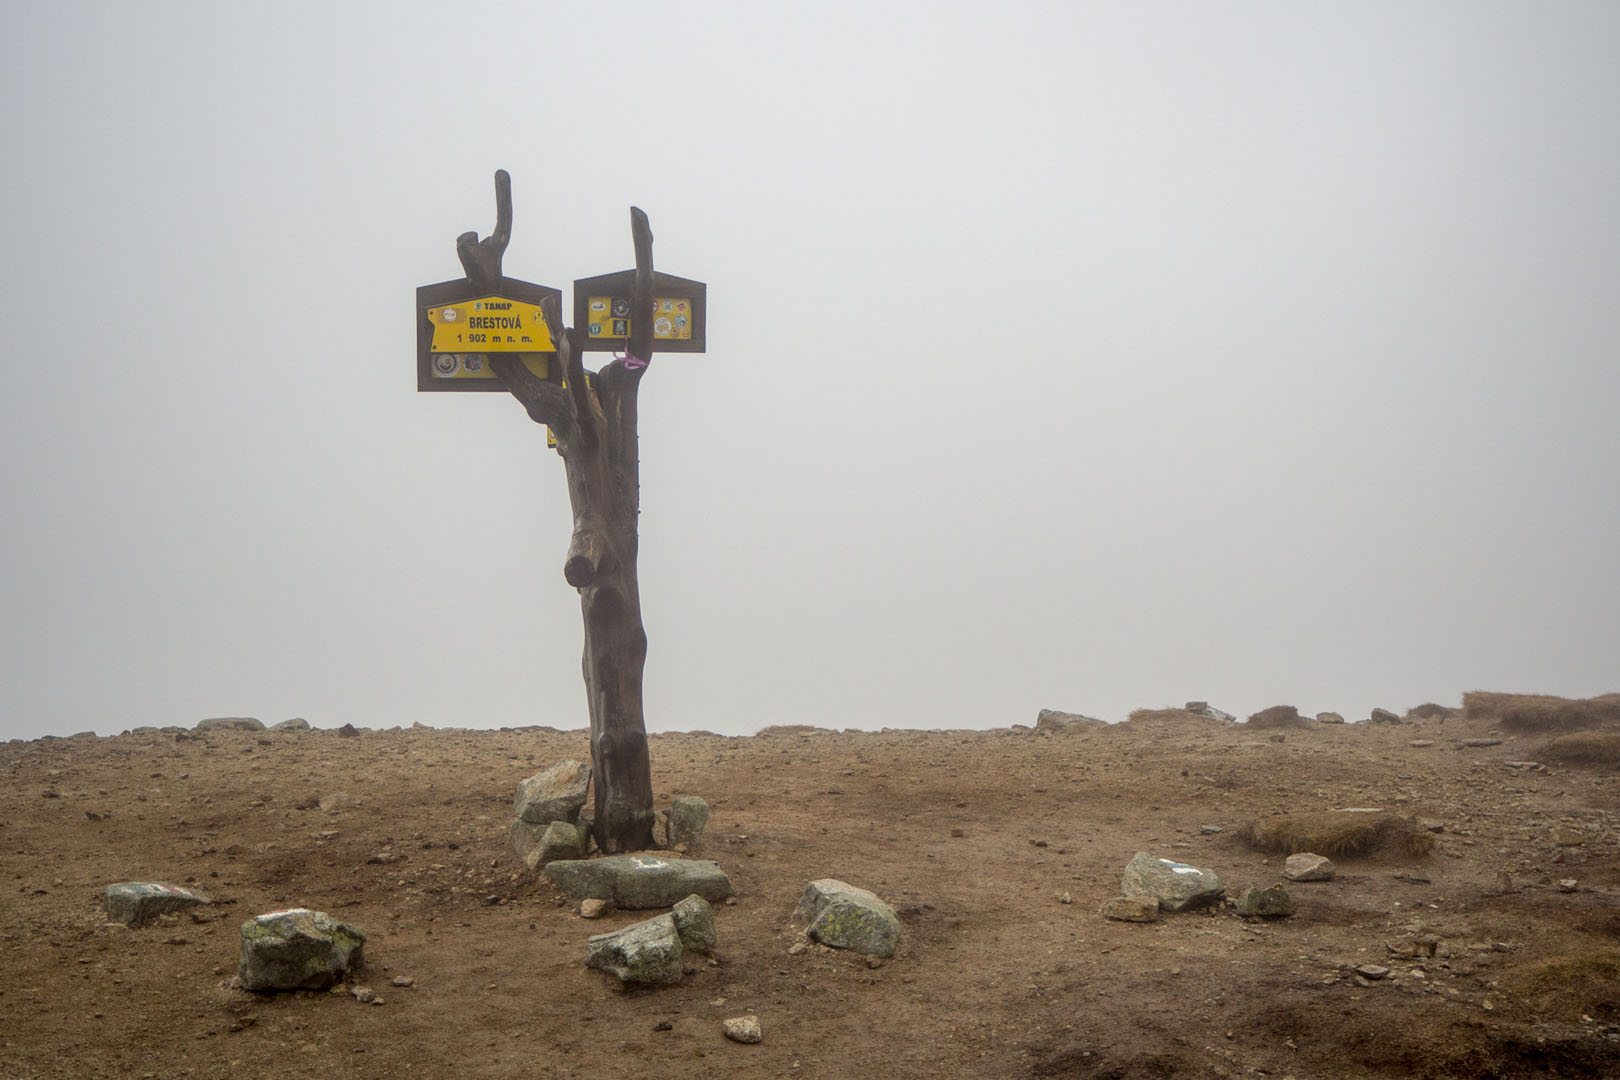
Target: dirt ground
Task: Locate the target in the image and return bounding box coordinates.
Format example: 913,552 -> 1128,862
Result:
4,708 -> 1619,1079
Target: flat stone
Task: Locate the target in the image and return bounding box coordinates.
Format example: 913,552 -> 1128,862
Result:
1355,964 -> 1390,980
1199,825 -> 1224,835
1100,896 -> 1161,923
1461,738 -> 1503,748
545,854 -> 733,909
671,894 -> 716,955
666,796 -> 710,850
722,1015 -> 763,1044
1120,852 -> 1224,912
514,760 -> 592,826
238,909 -> 365,992
271,718 -> 310,731
1235,883 -> 1294,918
196,717 -> 265,732
1035,709 -> 1106,733
586,914 -> 684,985
1408,740 -> 1435,748
104,882 -> 212,927
1283,853 -> 1336,882
1316,712 -> 1346,724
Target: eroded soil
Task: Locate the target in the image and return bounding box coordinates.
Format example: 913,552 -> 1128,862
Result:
3,713 -> 1619,1078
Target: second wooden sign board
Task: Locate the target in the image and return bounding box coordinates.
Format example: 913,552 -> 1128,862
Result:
573,270 -> 706,354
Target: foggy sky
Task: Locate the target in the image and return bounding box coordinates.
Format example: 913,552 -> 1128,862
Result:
2,1 -> 1617,742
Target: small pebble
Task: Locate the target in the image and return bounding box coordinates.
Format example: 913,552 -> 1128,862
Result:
722,1015 -> 763,1044
1355,965 -> 1391,980
391,975 -> 414,988
351,986 -> 376,1003
579,898 -> 609,919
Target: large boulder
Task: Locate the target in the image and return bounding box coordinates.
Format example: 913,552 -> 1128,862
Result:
104,882 -> 212,927
196,717 -> 265,732
1121,852 -> 1225,912
271,717 -> 310,731
666,796 -> 710,849
585,914 -> 685,985
514,760 -> 592,826
794,879 -> 902,958
510,819 -> 586,871
545,854 -> 733,909
238,909 -> 366,991
670,894 -> 716,955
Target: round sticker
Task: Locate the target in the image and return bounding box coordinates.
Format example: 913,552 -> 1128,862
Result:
461,354 -> 484,373
442,307 -> 460,322
433,354 -> 459,377
654,316 -> 672,336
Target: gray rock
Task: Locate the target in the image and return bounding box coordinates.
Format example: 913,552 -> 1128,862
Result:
1235,883 -> 1294,918
1035,709 -> 1105,733
511,820 -> 586,871
666,796 -> 710,849
1283,853 -> 1336,882
585,914 -> 685,985
1461,738 -> 1503,748
1316,712 -> 1346,724
238,908 -> 366,992
723,1015 -> 763,1044
671,894 -> 716,955
1100,896 -> 1161,923
196,717 -> 265,732
318,792 -> 361,813
271,718 -> 310,731
1120,852 -> 1225,912
514,760 -> 592,826
1355,964 -> 1390,980
545,854 -> 733,909
104,882 -> 212,927
793,879 -> 902,958
1369,708 -> 1402,724
1186,702 -> 1236,723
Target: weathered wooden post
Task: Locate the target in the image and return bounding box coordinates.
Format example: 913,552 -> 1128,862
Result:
415,170 -> 705,853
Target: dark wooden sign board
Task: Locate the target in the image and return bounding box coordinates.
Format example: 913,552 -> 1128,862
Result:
416,276 -> 562,392
573,270 -> 706,354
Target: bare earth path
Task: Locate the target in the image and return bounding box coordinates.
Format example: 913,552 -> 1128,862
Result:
4,713 -> 1618,1078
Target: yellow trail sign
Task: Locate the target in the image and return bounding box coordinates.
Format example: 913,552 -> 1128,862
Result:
427,296 -> 554,353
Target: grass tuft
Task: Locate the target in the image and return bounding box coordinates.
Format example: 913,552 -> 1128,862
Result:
1245,705 -> 1311,729
1462,691 -> 1620,733
1238,811 -> 1434,857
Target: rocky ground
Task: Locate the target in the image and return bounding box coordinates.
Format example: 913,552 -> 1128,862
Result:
3,706 -> 1619,1079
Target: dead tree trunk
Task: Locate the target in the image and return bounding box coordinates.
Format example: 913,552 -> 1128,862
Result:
460,171 -> 657,853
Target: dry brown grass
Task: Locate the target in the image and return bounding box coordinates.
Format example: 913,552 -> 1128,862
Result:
1538,730 -> 1620,767
1244,705 -> 1311,729
1124,708 -> 1216,725
1504,948 -> 1620,1023
1462,691 -> 1620,733
755,724 -> 835,736
1238,811 -> 1435,857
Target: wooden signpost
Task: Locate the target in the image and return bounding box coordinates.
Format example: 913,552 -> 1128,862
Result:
417,171 -> 706,853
